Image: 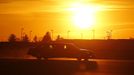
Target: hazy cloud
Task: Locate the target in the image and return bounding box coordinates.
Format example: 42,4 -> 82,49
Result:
0,0 -> 41,3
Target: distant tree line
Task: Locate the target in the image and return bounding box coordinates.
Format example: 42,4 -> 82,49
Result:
8,34 -> 30,43
8,31 -> 64,43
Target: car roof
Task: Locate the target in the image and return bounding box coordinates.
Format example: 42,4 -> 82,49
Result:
43,42 -> 75,45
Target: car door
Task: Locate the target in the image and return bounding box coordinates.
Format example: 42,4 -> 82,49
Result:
65,44 -> 81,58
54,44 -> 65,57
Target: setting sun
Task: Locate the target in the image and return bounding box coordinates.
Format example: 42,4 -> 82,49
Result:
69,3 -> 102,29
73,9 -> 95,29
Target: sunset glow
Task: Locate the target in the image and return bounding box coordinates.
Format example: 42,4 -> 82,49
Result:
69,3 -> 103,29
0,0 -> 133,41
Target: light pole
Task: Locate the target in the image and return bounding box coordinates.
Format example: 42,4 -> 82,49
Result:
89,29 -> 95,40
21,28 -> 24,40
106,30 -> 112,40
67,30 -> 70,39
92,29 -> 95,39
29,31 -> 32,41
81,33 -> 83,39
51,30 -> 54,40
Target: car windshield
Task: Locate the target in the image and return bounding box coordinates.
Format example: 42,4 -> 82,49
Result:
67,43 -> 80,50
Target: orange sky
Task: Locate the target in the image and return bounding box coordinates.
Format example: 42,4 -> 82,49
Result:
0,0 -> 134,41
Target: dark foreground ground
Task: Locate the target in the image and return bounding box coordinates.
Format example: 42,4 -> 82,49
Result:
0,59 -> 134,75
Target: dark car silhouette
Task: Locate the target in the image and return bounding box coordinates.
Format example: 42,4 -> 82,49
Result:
28,43 -> 95,61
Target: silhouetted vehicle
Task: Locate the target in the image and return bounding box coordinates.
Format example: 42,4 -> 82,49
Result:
28,43 -> 95,61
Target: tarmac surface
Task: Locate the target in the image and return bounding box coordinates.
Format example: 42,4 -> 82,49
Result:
0,59 -> 134,75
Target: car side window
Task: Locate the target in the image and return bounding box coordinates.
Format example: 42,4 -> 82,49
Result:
64,45 -> 67,49
49,45 -> 53,49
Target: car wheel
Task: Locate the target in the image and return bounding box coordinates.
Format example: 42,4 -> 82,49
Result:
43,57 -> 48,60
37,57 -> 48,60
84,58 -> 89,61
37,57 -> 42,60
77,58 -> 82,61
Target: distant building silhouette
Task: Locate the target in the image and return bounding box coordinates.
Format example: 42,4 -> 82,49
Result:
129,37 -> 134,40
